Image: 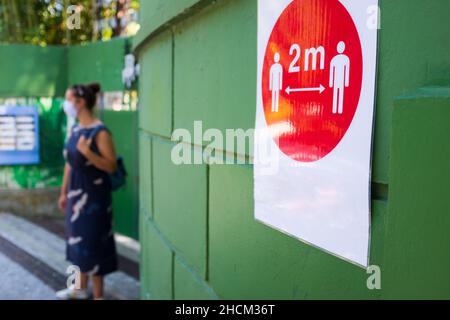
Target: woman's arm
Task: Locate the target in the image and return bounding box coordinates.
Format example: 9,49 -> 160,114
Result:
61,163 -> 71,195
58,163 -> 71,212
77,130 -> 117,174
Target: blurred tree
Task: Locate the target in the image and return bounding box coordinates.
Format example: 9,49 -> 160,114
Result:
0,0 -> 139,45
93,0 -> 140,41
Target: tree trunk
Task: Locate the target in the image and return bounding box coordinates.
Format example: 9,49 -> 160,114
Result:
9,0 -> 23,42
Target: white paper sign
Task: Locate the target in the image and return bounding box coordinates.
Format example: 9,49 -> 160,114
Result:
254,0 -> 379,267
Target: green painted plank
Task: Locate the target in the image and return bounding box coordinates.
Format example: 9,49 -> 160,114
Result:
383,91 -> 450,299
174,256 -> 218,300
140,215 -> 173,300
152,139 -> 208,276
138,30 -> 173,137
373,0 -> 450,183
139,133 -> 153,219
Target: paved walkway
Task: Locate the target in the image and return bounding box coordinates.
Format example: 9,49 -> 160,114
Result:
0,251 -> 55,300
0,213 -> 140,300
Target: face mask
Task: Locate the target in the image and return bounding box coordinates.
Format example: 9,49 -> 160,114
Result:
63,100 -> 78,118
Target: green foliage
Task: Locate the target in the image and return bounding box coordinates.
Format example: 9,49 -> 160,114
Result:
36,97 -> 66,168
0,0 -> 140,45
94,0 -> 140,41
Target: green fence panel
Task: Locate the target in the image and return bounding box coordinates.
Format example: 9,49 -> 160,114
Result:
0,44 -> 67,97
102,110 -> 139,239
68,38 -> 129,92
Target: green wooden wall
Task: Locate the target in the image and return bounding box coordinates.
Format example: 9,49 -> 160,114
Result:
136,0 -> 450,299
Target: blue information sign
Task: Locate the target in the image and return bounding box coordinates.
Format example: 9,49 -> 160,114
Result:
0,105 -> 40,165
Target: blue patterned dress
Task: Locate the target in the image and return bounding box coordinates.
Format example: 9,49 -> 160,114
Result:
64,123 -> 117,276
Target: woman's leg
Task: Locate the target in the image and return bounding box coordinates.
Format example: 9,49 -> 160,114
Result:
92,275 -> 104,299
56,272 -> 89,299
79,273 -> 89,290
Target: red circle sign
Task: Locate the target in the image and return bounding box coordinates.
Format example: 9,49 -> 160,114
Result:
262,0 -> 363,162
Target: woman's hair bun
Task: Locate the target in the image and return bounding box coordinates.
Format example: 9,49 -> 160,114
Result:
71,82 -> 101,109
87,82 -> 101,95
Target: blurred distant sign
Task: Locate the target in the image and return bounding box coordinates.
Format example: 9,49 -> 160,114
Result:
0,105 -> 40,165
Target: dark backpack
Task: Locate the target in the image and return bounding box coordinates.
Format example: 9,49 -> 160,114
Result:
110,156 -> 127,191
89,125 -> 127,192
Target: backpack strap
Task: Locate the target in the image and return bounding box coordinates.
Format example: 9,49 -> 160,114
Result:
86,125 -> 111,155
88,124 -> 109,141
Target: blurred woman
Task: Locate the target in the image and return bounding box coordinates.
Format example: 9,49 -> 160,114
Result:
56,83 -> 118,300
